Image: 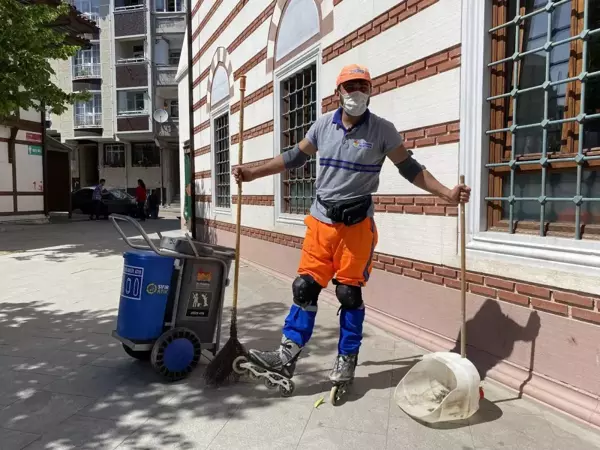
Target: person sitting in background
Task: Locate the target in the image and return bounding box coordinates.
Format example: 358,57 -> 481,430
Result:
147,189 -> 159,219
135,179 -> 147,221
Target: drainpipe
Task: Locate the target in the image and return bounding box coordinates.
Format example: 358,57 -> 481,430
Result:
41,103 -> 48,216
185,0 -> 196,239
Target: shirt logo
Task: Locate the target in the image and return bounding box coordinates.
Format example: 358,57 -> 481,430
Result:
351,139 -> 373,150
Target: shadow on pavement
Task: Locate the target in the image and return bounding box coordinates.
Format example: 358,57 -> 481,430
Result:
0,285 -> 384,448
0,218 -> 182,262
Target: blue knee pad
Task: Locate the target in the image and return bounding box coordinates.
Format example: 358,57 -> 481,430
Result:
339,307 -> 365,355
282,275 -> 321,347
335,283 -> 365,355
283,305 -> 316,347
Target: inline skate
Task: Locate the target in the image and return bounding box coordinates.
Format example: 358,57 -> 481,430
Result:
232,337 -> 301,397
329,353 -> 358,405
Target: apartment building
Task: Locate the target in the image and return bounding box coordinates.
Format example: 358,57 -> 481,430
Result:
179,0 -> 600,425
47,0 -> 185,204
0,1 -> 99,222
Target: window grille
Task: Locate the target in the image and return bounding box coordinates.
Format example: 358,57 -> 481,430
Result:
486,0 -> 600,239
104,143 -> 125,167
214,113 -> 230,208
131,143 -> 160,167
280,63 -> 318,215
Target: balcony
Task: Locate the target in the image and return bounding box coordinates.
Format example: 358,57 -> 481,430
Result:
156,66 -> 177,86
82,12 -> 100,23
157,120 -> 179,138
114,1 -> 146,37
73,63 -> 101,80
155,14 -> 185,34
68,0 -> 100,25
74,113 -> 102,128
117,114 -> 150,132
117,89 -> 150,132
116,61 -> 148,88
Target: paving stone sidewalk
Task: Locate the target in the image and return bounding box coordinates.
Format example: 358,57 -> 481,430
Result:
1,219 -> 600,450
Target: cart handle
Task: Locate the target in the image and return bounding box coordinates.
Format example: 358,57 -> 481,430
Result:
110,214 -> 194,259
110,214 -> 236,260
182,233 -> 237,260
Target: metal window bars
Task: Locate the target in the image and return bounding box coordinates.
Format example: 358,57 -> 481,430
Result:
280,64 -> 318,215
214,114 -> 230,208
74,113 -> 102,128
486,0 -> 600,239
104,144 -> 125,167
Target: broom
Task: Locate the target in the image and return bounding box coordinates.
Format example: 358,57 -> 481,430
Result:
204,75 -> 248,385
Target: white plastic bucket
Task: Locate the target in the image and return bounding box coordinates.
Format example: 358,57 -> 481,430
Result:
394,351 -> 481,423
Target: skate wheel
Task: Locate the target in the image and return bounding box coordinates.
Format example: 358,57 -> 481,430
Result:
264,378 -> 277,389
150,327 -> 201,382
232,355 -> 248,375
279,381 -> 295,397
330,385 -> 340,406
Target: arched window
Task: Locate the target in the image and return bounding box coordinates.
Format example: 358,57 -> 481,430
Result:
207,49 -> 234,211
211,65 -> 230,107
275,0 -> 320,62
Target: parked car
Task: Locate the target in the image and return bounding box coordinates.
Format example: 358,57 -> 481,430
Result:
72,186 -> 137,218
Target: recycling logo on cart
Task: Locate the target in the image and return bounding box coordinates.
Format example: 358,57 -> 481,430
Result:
146,283 -> 169,295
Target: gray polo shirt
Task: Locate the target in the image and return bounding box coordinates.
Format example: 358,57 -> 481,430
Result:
305,108 -> 403,224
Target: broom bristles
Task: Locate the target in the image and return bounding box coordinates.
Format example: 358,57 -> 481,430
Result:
204,336 -> 246,386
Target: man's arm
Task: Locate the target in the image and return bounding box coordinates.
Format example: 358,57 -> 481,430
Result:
233,138 -> 317,182
386,144 -> 469,204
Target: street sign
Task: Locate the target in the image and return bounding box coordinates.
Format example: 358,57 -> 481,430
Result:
28,145 -> 42,156
26,132 -> 42,142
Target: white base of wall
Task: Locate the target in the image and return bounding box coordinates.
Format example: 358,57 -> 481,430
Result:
0,214 -> 47,226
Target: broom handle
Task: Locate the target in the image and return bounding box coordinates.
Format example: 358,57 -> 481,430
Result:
232,75 -> 246,312
459,174 -> 467,358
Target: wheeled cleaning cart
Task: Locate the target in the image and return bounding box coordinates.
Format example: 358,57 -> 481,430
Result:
109,214 -> 236,381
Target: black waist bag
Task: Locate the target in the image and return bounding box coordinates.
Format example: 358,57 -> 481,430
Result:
318,196 -> 372,226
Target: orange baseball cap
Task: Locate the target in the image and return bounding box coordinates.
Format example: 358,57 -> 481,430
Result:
336,64 -> 372,87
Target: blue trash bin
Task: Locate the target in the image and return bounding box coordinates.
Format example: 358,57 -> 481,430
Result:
116,250 -> 175,341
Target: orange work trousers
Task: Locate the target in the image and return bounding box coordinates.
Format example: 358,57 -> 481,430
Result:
298,215 -> 378,288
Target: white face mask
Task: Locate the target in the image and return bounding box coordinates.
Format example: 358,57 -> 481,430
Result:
341,91 -> 369,116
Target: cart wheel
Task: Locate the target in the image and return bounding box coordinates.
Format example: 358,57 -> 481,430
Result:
122,343 -> 151,361
151,327 -> 201,381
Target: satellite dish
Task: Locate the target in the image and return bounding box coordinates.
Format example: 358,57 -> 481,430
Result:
152,108 -> 169,123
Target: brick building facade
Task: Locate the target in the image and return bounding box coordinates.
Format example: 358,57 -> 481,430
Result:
179,0 -> 600,425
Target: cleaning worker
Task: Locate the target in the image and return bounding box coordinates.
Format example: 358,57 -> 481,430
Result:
232,64 -> 471,389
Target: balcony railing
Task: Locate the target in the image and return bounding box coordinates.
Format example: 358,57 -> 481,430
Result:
157,120 -> 179,138
117,109 -> 148,116
114,3 -> 144,12
156,67 -> 177,86
82,12 -> 100,22
117,115 -> 150,132
114,3 -> 146,37
155,13 -> 185,34
74,113 -> 102,128
116,56 -> 146,64
115,62 -> 148,88
73,63 -> 101,79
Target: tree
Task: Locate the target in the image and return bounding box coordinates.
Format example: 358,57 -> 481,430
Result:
0,0 -> 90,119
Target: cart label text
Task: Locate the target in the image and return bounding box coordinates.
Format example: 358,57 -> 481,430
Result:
186,291 -> 211,317
146,283 -> 169,295
121,265 -> 144,301
196,270 -> 212,288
